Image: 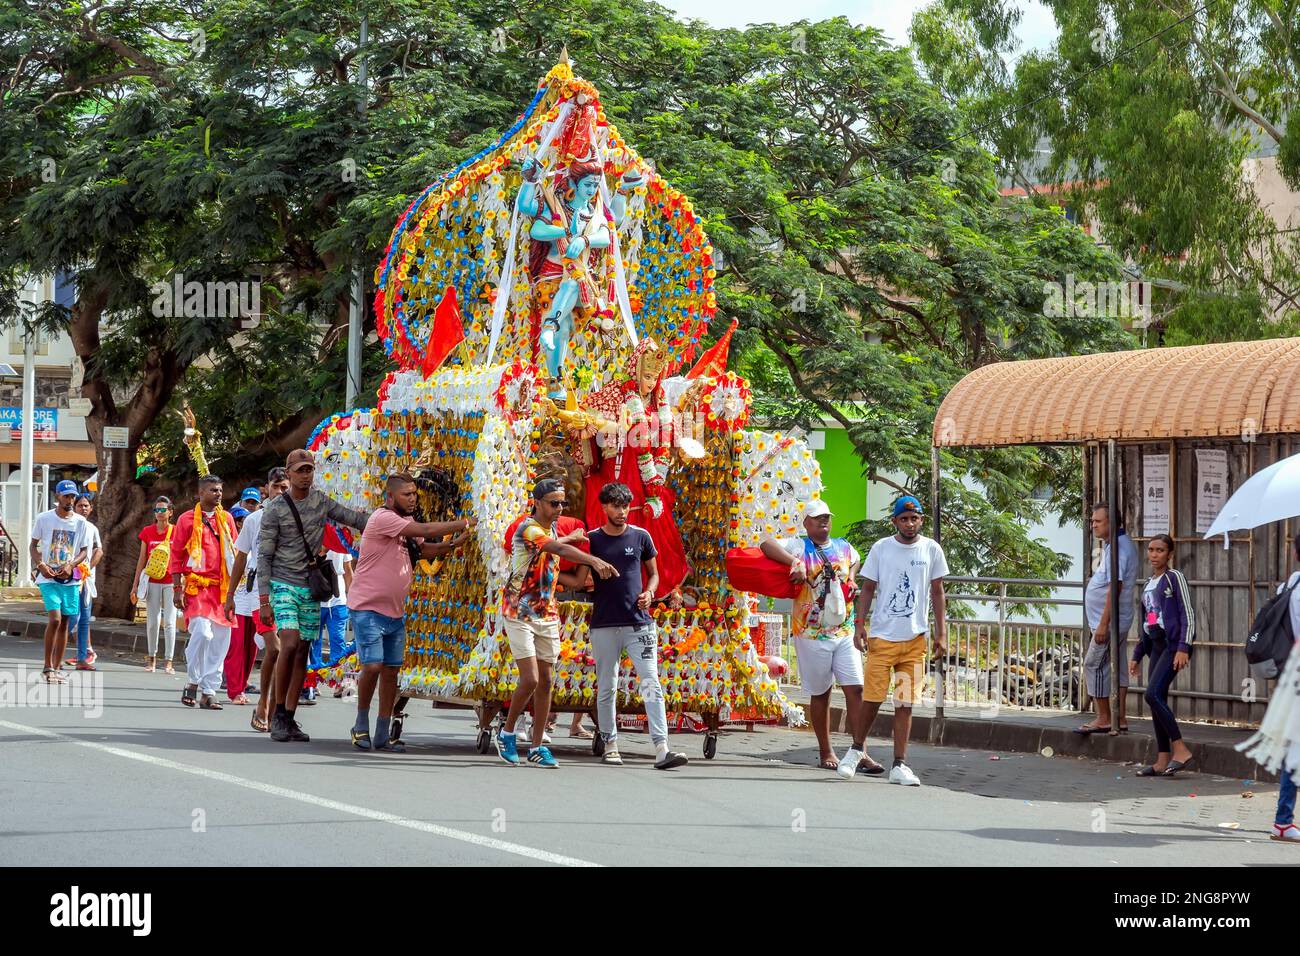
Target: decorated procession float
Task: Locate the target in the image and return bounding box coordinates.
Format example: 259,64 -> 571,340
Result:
305,59 -> 816,756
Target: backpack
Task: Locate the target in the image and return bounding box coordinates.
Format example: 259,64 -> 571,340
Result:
1245,574 -> 1299,679
143,525 -> 173,580
808,540 -> 849,630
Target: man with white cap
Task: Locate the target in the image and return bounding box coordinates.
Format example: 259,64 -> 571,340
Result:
761,499 -> 876,773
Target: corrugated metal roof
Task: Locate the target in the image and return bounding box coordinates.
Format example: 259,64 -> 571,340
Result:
932,337 -> 1300,446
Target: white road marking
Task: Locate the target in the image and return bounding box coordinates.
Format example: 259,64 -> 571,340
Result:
0,718 -> 599,867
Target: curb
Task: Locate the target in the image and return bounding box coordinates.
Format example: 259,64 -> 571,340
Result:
1,614 -> 191,660
794,702 -> 1275,782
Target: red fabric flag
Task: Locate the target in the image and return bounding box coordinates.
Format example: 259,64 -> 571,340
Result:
322,523 -> 351,555
421,286 -> 465,378
686,317 -> 737,380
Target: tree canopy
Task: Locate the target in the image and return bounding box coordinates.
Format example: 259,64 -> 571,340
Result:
1,0 -> 1132,611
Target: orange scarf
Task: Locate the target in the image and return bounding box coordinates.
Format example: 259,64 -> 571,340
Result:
185,504 -> 232,603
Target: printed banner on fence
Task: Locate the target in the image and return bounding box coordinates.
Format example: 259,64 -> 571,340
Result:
1195,449 -> 1229,534
1142,453 -> 1170,536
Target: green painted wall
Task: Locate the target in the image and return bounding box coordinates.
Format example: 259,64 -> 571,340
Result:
814,429 -> 867,529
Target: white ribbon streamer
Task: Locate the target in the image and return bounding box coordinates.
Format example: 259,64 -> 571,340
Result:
487,100 -> 575,365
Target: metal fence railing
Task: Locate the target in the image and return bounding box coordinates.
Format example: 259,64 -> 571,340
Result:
757,576 -> 1087,714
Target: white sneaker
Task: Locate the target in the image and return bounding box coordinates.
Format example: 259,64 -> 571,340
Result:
889,762 -> 921,786
836,748 -> 862,780
1272,823 -> 1300,843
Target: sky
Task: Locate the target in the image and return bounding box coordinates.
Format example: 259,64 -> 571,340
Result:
659,0 -> 1059,55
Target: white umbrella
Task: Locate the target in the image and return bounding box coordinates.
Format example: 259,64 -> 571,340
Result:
1203,451 -> 1300,541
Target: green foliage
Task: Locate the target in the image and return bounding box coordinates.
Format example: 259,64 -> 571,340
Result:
912,0 -> 1300,337
0,0 -> 1133,590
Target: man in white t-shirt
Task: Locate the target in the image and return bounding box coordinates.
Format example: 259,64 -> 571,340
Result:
225,469 -> 289,724
29,480 -> 89,684
837,495 -> 949,786
760,500 -> 880,773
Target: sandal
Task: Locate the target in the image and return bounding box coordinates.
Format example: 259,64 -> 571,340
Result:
352,730 -> 372,751
164,660 -> 175,675
144,656 -> 156,673
252,714 -> 269,732
571,727 -> 594,739
51,670 -> 68,684
86,650 -> 97,666
181,685 -> 198,707
857,756 -> 887,776
819,756 -> 840,771
1135,765 -> 1162,777
375,738 -> 406,753
199,695 -> 224,710
1072,724 -> 1111,736
229,694 -> 249,705
1163,756 -> 1196,776
41,668 -> 55,684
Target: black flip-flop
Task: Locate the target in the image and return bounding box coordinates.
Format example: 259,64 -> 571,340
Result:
1073,724 -> 1111,736
857,757 -> 887,776
1163,756 -> 1195,776
1135,765 -> 1161,777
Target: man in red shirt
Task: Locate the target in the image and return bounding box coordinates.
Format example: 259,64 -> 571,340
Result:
169,476 -> 238,710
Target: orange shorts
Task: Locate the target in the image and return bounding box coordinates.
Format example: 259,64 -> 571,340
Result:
863,635 -> 927,705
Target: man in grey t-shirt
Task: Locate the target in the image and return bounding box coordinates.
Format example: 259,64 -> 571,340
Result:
1078,502 -> 1138,735
258,448 -> 370,743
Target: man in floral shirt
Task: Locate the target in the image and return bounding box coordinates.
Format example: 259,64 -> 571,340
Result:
496,478 -> 616,768
762,500 -> 877,773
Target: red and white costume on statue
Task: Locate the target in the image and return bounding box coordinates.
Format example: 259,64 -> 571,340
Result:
579,340 -> 690,598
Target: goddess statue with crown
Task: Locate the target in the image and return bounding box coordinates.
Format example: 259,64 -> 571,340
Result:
515,100 -> 643,400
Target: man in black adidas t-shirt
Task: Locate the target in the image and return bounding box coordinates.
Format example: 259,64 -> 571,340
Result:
572,482 -> 688,770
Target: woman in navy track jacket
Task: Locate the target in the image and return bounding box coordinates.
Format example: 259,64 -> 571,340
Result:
1129,534 -> 1196,776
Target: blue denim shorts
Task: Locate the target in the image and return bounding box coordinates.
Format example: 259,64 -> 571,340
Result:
352,609 -> 406,667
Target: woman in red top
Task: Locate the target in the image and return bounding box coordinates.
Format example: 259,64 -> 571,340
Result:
130,496 -> 177,674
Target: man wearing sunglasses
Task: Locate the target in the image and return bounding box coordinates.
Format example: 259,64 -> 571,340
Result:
496,478 -> 618,768
257,449 -> 370,743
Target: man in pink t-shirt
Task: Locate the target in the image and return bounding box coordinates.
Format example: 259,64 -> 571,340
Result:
347,474 -> 474,752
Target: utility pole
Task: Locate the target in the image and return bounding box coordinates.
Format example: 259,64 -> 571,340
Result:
16,277 -> 44,582
345,12 -> 369,410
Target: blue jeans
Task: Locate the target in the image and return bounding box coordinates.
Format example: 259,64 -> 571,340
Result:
66,587 -> 92,662
352,609 -> 406,667
320,605 -> 353,662
1279,761 -> 1297,827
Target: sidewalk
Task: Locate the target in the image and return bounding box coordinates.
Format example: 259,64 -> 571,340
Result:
0,599 -> 192,659
782,684 -> 1279,782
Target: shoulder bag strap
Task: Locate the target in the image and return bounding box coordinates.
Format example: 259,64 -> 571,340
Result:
282,494 -> 316,560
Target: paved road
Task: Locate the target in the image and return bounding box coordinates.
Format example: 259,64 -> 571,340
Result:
1,639 -> 1291,867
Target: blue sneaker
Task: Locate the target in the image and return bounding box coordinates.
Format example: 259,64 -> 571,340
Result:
527,745 -> 559,768
496,730 -> 520,765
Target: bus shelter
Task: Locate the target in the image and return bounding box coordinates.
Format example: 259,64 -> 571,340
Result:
931,337 -> 1300,726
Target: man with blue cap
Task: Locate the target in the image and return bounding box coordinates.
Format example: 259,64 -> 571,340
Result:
239,487 -> 262,512
838,494 -> 949,787
30,479 -> 90,683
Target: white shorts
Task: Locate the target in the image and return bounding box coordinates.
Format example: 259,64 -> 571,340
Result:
794,634 -> 864,696
503,616 -> 560,664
